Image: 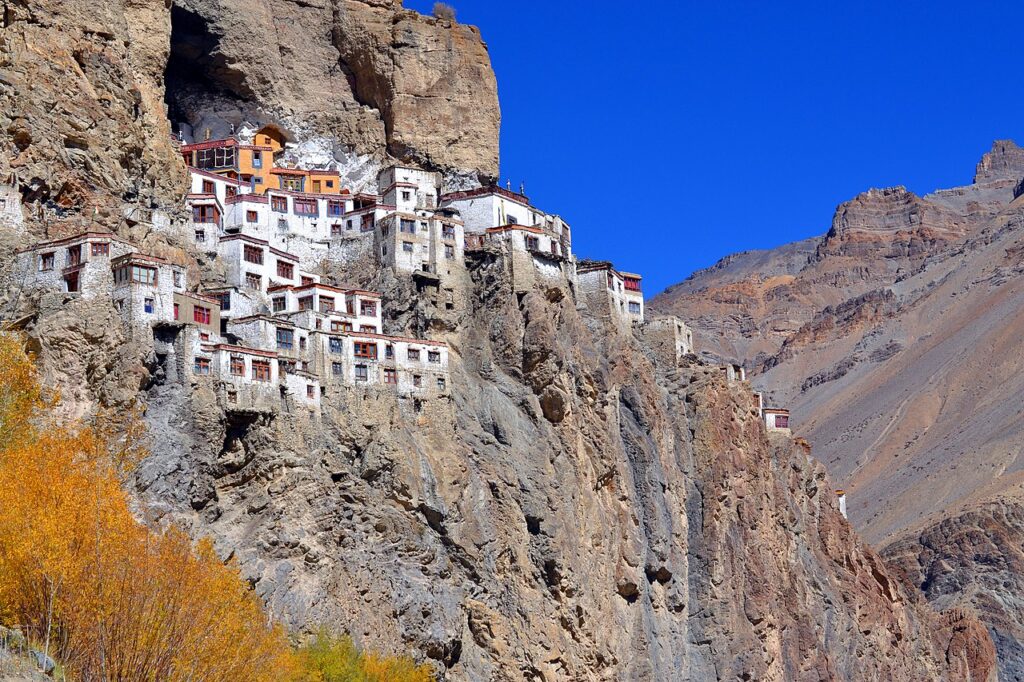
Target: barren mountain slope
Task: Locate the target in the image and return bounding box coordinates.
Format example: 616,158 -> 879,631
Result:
651,140 -> 1024,677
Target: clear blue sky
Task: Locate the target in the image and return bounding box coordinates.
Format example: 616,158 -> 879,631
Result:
405,0 -> 1024,294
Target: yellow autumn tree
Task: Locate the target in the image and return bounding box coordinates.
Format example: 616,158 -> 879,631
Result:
0,332 -> 295,680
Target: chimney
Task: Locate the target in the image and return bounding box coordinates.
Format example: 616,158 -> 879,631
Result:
836,490 -> 847,519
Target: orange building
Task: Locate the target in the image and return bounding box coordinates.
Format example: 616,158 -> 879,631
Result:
180,138 -> 274,194
269,167 -> 342,194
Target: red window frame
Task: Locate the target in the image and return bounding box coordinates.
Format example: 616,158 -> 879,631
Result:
193,306 -> 211,325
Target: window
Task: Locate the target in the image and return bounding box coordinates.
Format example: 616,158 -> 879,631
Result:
400,219 -> 416,233
419,222 -> 428,232
428,350 -> 441,364
328,200 -> 344,217
276,327 -> 294,350
347,219 -> 354,231
407,348 -> 420,361
299,336 -> 307,351
301,276 -> 314,286
329,337 -> 342,354
226,186 -> 237,198
39,253 -> 54,271
243,244 -> 263,264
214,291 -> 230,311
173,303 -> 179,320
437,377 -> 446,391
246,210 -> 258,223
442,224 -> 455,239
525,236 -> 539,250
298,296 -> 313,311
294,198 -> 318,216
277,218 -> 288,232
199,332 -> 210,341
118,265 -> 158,285
245,272 -> 262,290
144,298 -> 154,314
272,297 -> 285,313
331,321 -> 352,332
624,278 -> 641,292
252,360 -> 271,382
331,223 -> 342,236
251,150 -> 263,168
312,180 -> 322,194
359,325 -> 377,333
421,263 -> 431,273
332,362 -> 343,376
194,306 -> 211,324
354,364 -> 368,382
281,176 -> 302,192
384,368 -> 397,384
354,342 -> 377,359
66,245 -> 82,266
307,384 -> 315,399
230,356 -> 245,376
271,196 -> 287,213
402,241 -> 413,253
359,300 -> 376,316
507,215 -> 518,225
227,390 -> 237,404
628,302 -> 642,314
401,191 -> 411,202
326,180 -> 334,188
385,345 -> 394,360
276,260 -> 294,279
444,244 -> 454,259
195,146 -> 235,169
319,296 -> 334,313
192,205 -> 217,223
202,179 -> 214,194
193,357 -> 211,375
64,272 -> 79,293
413,374 -> 422,388
195,230 -> 205,243
776,415 -> 789,429
173,270 -> 183,288
91,242 -> 109,256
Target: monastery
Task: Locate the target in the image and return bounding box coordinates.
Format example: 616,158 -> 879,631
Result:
14,126 -> 804,436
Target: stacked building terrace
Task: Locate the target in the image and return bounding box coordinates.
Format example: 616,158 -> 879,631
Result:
13,125 -> 764,425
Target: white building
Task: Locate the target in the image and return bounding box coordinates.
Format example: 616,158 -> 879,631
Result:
379,165 -> 440,212
763,408 -> 791,434
577,261 -> 644,326
217,234 -> 318,296
377,210 -> 465,281
14,232 -> 135,298
311,330 -> 450,397
267,284 -> 382,334
111,252 -> 187,336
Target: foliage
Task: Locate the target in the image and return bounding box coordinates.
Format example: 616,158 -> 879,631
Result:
432,2 -> 456,22
294,629 -> 434,682
0,332 -> 294,680
0,332 -> 432,681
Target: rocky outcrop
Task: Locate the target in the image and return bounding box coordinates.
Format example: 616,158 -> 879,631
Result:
651,139 -> 1024,673
0,0 -> 499,231
884,499 -> 1024,681
166,0 -> 499,179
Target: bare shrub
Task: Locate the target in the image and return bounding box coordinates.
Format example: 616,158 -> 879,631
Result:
433,2 -> 456,22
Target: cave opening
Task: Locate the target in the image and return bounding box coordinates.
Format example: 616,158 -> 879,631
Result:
164,4 -> 252,142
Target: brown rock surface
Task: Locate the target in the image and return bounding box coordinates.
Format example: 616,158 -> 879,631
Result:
651,138 -> 1024,677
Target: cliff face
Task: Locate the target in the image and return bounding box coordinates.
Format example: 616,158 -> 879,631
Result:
651,139 -> 1024,677
0,0 -> 499,230
6,246 -> 994,681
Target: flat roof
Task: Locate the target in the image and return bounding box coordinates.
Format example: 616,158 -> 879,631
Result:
17,231 -> 134,253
